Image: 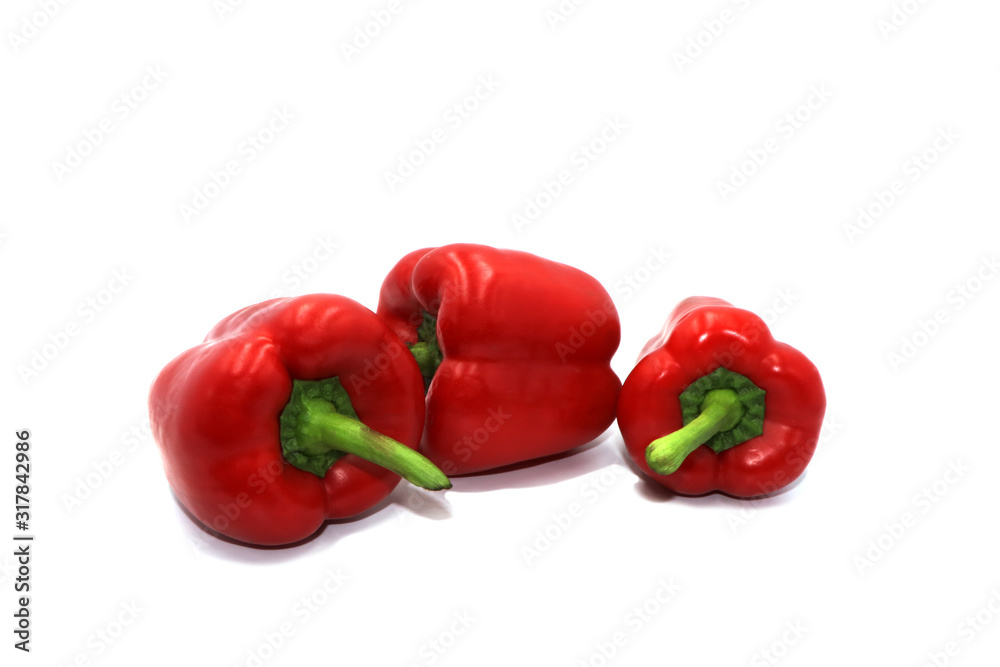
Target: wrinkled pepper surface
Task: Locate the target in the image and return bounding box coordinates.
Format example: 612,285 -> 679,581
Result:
617,297 -> 825,497
377,244 -> 622,474
149,294 -> 450,546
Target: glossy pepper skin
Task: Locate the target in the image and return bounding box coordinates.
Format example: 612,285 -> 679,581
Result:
149,294 -> 442,546
377,244 -> 622,475
618,297 -> 826,497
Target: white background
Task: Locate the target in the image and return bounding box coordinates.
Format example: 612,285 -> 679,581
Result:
3,1 -> 999,665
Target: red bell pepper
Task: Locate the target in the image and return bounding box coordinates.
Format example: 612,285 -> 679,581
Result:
617,297 -> 825,497
149,294 -> 450,546
377,244 -> 622,474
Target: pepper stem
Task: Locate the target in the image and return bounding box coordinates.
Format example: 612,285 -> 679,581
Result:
646,389 -> 745,475
280,378 -> 450,490
408,342 -> 438,378
295,397 -> 449,490
408,312 -> 443,387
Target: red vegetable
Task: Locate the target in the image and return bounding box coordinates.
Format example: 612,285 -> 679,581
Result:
149,294 -> 450,546
617,297 -> 825,497
377,244 -> 622,474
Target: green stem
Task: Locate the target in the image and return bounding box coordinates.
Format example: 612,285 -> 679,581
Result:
291,395 -> 451,491
408,342 -> 438,378
646,389 -> 745,475
407,311 -> 443,389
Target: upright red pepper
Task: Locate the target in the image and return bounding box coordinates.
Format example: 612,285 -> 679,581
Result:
617,297 -> 825,497
377,244 -> 622,474
149,294 -> 450,546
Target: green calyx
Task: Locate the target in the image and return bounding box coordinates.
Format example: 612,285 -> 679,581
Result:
646,368 -> 766,475
279,377 -> 451,490
280,377 -> 358,476
679,367 -> 765,453
407,311 -> 443,387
